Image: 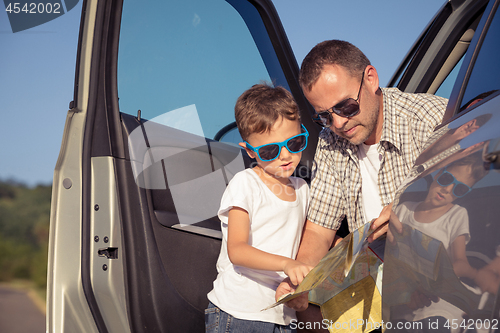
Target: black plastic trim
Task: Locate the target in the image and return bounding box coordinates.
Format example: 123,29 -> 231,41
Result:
71,0 -> 88,109
445,0 -> 499,119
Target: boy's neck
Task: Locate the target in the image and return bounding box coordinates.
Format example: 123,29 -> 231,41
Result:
252,166 -> 296,202
253,165 -> 291,186
414,201 -> 454,223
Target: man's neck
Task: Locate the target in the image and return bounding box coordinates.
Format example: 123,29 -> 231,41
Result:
364,89 -> 384,145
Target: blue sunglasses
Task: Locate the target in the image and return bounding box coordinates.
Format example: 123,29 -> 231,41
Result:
436,167 -> 472,198
244,124 -> 309,162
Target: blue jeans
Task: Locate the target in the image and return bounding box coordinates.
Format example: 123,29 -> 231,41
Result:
205,302 -> 295,333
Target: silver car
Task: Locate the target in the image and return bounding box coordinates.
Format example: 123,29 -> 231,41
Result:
47,0 -> 500,331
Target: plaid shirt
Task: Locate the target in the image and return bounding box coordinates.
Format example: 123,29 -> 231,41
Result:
307,88 -> 448,231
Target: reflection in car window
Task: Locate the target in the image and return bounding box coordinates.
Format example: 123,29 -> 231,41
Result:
118,0 -> 273,139
460,6 -> 500,111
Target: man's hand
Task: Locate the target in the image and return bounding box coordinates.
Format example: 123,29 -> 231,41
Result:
386,207 -> 403,243
367,202 -> 392,242
276,278 -> 309,312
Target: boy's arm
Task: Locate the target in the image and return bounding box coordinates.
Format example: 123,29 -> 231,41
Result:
451,235 -> 477,280
275,220 -> 337,311
475,257 -> 500,294
227,207 -> 312,285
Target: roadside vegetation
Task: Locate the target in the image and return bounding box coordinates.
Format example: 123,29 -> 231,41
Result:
0,180 -> 50,295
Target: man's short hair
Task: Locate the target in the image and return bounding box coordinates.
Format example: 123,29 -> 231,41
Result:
235,83 -> 300,141
299,40 -> 371,92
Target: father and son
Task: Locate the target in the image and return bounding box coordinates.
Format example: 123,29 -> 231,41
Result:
205,39 -> 480,332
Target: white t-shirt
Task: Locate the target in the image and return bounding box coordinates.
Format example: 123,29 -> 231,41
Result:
393,201 -> 470,326
395,201 -> 470,255
358,143 -> 384,223
207,168 -> 309,325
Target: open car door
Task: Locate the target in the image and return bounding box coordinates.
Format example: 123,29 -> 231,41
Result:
47,0 -> 317,332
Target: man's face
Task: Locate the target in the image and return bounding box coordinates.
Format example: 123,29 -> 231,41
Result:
303,65 -> 381,145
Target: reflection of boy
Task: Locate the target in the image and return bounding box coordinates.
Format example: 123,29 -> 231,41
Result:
206,84 -> 312,332
394,154 -> 488,324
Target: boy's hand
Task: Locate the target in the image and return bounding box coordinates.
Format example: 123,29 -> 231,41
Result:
283,259 -> 313,286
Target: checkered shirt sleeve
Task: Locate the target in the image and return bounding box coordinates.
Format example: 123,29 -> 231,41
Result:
307,129 -> 347,230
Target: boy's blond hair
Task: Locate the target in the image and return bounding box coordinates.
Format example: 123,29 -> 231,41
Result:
235,83 -> 300,141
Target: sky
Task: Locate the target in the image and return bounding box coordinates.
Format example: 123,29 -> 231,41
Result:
0,0 -> 446,186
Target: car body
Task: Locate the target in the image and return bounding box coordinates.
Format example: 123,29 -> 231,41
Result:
46,0 -> 500,331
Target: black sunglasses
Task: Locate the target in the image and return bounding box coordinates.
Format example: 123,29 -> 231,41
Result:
312,70 -> 365,127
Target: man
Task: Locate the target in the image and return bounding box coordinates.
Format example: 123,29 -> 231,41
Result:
277,40 -> 448,332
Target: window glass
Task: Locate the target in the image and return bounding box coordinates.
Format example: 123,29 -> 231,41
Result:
118,0 -> 288,235
435,56 -> 464,99
460,6 -> 500,110
118,0 -> 275,140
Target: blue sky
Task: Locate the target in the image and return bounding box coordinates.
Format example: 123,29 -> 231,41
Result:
0,0 -> 445,186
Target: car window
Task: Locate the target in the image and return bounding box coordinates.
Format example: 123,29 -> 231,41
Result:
460,5 -> 500,111
118,0 -> 273,140
117,0 -> 288,238
435,56 -> 464,99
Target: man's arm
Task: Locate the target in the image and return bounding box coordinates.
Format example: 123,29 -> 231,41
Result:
296,220 -> 338,266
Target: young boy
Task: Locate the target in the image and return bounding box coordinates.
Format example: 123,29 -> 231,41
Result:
206,84 -> 312,332
394,152 -> 488,325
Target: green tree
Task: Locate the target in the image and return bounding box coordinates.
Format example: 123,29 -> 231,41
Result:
0,181 -> 51,288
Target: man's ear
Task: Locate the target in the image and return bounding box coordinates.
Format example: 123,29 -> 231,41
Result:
364,65 -> 379,94
239,142 -> 257,159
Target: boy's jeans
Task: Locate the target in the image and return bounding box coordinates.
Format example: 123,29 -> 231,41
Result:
205,302 -> 295,333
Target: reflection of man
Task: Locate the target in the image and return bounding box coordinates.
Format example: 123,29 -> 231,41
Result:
276,40 -> 448,331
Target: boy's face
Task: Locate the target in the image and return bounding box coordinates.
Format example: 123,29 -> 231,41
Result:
240,118 -> 303,181
426,164 -> 475,208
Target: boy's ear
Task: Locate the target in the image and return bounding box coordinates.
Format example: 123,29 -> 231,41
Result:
239,142 -> 257,159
